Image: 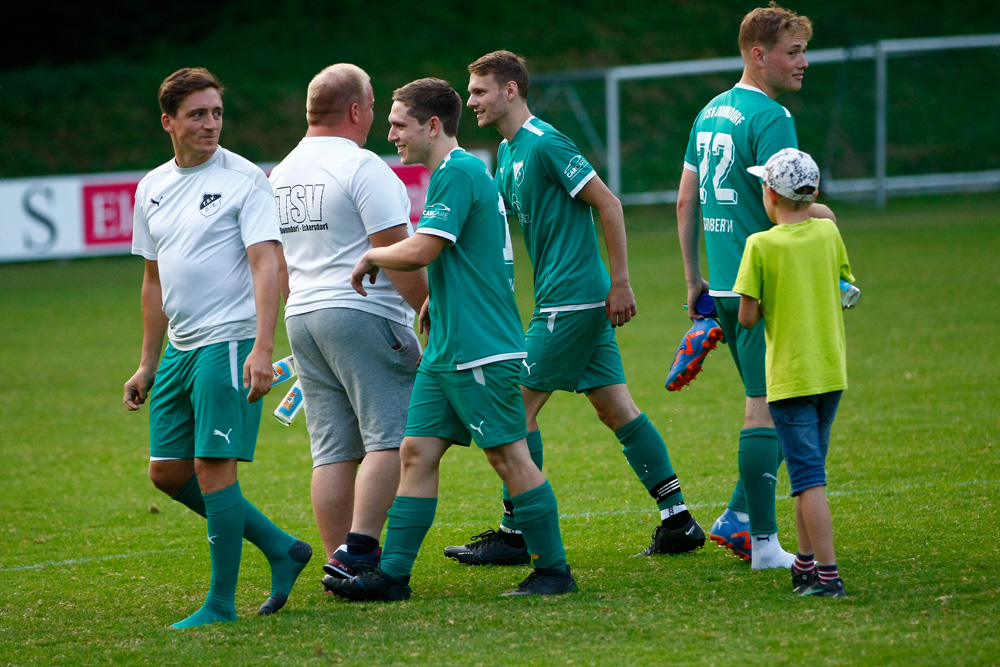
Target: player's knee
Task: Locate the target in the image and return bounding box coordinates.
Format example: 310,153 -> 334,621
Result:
483,442 -> 517,476
744,397 -> 774,429
398,438 -> 433,475
593,401 -> 639,432
148,467 -> 169,493
593,404 -> 617,429
488,457 -> 513,481
148,462 -> 189,496
589,385 -> 640,431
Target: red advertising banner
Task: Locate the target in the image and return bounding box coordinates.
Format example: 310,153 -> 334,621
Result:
391,163 -> 432,224
83,182 -> 138,246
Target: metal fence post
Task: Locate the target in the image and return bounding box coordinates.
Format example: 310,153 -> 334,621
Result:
604,68 -> 621,196
874,41 -> 888,208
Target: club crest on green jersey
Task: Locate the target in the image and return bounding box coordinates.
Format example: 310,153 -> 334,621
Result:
513,161 -> 525,186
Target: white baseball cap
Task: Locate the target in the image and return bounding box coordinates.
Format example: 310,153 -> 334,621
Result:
747,148 -> 820,202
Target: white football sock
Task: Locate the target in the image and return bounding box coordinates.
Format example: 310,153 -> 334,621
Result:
750,533 -> 796,569
660,503 -> 688,522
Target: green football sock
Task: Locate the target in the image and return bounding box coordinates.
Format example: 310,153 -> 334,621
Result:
727,479 -> 749,516
172,476 -> 307,600
172,481 -> 244,629
511,481 -> 566,571
617,413 -> 684,510
500,431 -> 544,532
525,430 -> 544,469
242,502 -> 308,601
379,496 -> 437,580
739,427 -> 781,535
172,475 -> 208,516
170,606 -> 236,629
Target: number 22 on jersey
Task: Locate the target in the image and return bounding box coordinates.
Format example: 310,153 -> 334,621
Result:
696,131 -> 737,206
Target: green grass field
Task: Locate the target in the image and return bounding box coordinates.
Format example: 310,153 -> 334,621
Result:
1,193 -> 998,665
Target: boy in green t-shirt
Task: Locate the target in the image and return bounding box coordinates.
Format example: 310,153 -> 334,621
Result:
733,148 -> 855,598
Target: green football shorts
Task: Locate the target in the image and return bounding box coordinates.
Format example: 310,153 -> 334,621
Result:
714,296 -> 767,398
519,306 -> 627,394
404,360 -> 527,449
149,339 -> 262,461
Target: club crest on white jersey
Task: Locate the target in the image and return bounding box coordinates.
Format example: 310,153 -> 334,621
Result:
200,192 -> 223,217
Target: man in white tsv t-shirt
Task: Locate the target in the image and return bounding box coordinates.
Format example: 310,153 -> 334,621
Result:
124,67 -> 312,628
269,63 -> 428,583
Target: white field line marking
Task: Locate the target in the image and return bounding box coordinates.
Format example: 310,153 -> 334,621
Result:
4,479 -> 996,573
2,548 -> 186,572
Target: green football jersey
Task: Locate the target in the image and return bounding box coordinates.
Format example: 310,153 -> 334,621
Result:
683,84 -> 798,293
496,117 -> 611,310
415,148 -> 525,371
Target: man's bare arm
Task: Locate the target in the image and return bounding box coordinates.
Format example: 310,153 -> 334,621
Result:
369,225 -> 430,312
578,175 -> 636,327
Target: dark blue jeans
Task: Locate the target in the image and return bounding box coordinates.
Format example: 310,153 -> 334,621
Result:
768,391 -> 843,496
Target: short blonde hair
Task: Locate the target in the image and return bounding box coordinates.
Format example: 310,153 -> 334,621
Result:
738,2 -> 813,57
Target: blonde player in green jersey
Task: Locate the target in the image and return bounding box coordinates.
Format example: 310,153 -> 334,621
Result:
677,4 -> 836,570
324,78 -> 576,601
451,50 -> 704,565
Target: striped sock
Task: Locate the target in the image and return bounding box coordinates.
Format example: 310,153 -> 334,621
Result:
793,552 -> 816,574
618,413 -> 683,510
660,503 -> 692,529
818,563 -> 840,584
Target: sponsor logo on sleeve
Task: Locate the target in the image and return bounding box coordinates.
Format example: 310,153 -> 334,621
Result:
564,155 -> 587,180
422,202 -> 451,221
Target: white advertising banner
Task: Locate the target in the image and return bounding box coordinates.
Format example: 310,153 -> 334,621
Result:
0,171 -> 147,263
0,150 -> 493,264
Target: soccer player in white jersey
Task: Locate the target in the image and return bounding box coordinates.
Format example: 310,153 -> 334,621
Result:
124,68 -> 311,628
676,5 -> 836,570
454,50 -> 704,563
269,64 -> 428,582
325,78 -> 576,601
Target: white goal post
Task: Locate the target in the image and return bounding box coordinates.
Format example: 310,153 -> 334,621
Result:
532,34 -> 1000,207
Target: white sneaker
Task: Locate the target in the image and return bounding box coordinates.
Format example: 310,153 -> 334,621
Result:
750,533 -> 796,569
